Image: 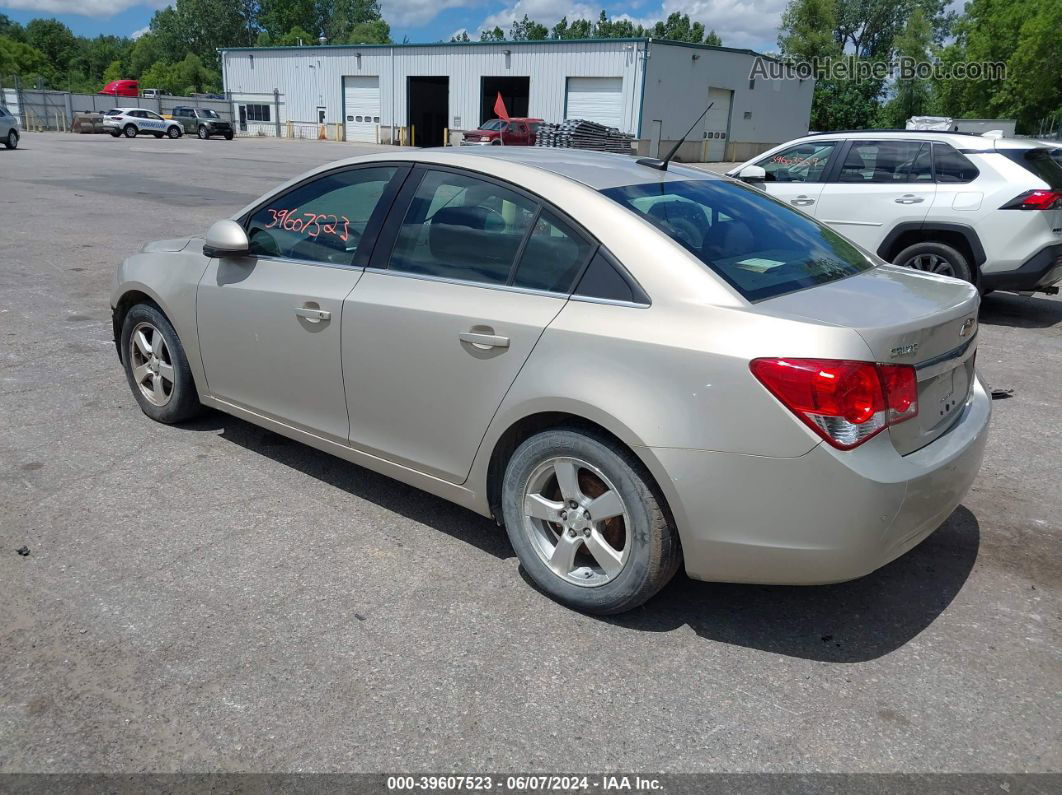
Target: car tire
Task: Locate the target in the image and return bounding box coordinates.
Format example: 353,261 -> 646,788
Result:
110,130 -> 121,137
224,132 -> 234,140
893,241 -> 974,283
168,126 -> 181,139
501,428 -> 682,615
4,130 -> 17,149
198,125 -> 209,140
123,124 -> 138,138
153,131 -> 164,138
120,303 -> 203,424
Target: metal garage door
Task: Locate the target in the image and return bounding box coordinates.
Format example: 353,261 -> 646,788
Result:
343,76 -> 380,143
705,87 -> 733,161
565,77 -> 623,129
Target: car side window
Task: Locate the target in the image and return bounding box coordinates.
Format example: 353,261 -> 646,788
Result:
388,170 -> 537,285
511,210 -> 594,292
245,166 -> 399,265
759,142 -> 837,183
146,111 -> 163,120
838,140 -> 929,183
574,250 -> 647,304
934,143 -> 980,183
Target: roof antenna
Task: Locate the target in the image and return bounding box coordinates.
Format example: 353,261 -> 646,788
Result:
636,102 -> 713,171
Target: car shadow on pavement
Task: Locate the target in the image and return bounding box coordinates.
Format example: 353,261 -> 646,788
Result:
979,292 -> 1062,329
605,506 -> 980,663
182,413 -> 514,561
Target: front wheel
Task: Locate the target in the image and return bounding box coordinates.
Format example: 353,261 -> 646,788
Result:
168,126 -> 181,139
224,132 -> 234,140
120,304 -> 203,424
197,125 -> 209,140
894,241 -> 974,284
501,429 -> 682,615
123,124 -> 138,138
4,130 -> 17,149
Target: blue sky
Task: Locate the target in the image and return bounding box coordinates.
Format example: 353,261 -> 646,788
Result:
0,0 -> 789,51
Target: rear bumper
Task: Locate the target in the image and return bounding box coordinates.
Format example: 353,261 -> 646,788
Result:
653,376 -> 991,585
982,243 -> 1062,291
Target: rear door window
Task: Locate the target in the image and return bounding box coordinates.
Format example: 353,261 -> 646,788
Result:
933,144 -> 979,183
601,179 -> 872,302
388,170 -> 537,286
838,140 -> 930,182
511,210 -> 594,292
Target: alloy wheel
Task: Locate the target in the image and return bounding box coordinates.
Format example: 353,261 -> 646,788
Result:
129,322 -> 175,407
521,456 -> 630,587
903,252 -> 955,276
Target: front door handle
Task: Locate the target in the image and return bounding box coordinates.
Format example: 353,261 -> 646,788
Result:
459,331 -> 510,349
294,306 -> 331,322
895,194 -> 925,204
790,195 -> 816,206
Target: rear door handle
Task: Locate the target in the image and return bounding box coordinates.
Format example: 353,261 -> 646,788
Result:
294,306 -> 331,322
459,331 -> 510,349
790,196 -> 816,206
895,194 -> 925,204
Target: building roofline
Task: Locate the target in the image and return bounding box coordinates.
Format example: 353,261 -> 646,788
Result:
217,37 -> 773,60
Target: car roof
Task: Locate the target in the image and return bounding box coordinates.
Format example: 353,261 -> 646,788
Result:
797,129 -> 1044,152
425,147 -> 718,190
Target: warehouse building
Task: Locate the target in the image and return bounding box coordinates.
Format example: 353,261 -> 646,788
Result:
219,38 -> 814,162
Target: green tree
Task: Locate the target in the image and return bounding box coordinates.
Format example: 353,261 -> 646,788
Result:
879,6 -> 933,126
510,14 -> 548,41
0,35 -> 49,80
342,19 -> 390,44
258,0 -> 316,40
151,0 -> 256,65
0,13 -> 24,41
480,26 -> 505,42
102,59 -> 125,82
450,31 -> 470,43
25,18 -> 78,72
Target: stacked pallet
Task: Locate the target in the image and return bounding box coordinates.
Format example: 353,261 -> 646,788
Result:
535,119 -> 634,154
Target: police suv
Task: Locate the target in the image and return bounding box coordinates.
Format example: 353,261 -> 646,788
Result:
103,108 -> 183,139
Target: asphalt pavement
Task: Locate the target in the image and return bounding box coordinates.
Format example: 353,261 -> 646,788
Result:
0,133 -> 1059,773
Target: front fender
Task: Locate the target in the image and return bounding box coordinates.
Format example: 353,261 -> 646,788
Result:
111,248 -> 213,399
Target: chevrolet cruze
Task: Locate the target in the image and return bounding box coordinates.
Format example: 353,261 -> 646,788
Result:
111,148 -> 990,614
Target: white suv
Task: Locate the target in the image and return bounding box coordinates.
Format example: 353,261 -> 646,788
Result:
102,107 -> 183,140
730,131 -> 1062,294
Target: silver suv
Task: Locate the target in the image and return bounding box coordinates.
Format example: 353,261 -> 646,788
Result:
0,105 -> 18,149
731,131 -> 1062,294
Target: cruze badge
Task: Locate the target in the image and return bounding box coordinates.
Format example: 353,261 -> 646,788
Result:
959,318 -> 975,337
890,343 -> 919,358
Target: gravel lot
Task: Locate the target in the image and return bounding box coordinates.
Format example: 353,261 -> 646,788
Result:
1,133 -> 1060,773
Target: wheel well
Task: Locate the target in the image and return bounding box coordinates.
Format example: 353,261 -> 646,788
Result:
485,412 -> 675,531
112,290 -> 162,362
882,229 -> 978,270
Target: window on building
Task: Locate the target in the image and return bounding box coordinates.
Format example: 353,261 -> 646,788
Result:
758,141 -> 838,183
246,104 -> 271,123
511,210 -> 594,292
245,166 -> 398,265
389,170 -> 537,285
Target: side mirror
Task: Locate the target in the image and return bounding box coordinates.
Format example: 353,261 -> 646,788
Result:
737,165 -> 767,185
203,219 -> 249,258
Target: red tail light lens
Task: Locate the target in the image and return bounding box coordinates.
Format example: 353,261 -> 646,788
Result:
750,358 -> 919,450
1001,190 -> 1062,210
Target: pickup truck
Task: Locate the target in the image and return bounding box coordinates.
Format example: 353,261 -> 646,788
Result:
170,106 -> 234,140
460,117 -> 541,146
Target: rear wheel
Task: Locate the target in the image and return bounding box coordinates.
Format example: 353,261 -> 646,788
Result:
120,304 -> 202,424
501,428 -> 681,615
4,130 -> 16,149
894,241 -> 974,283
123,124 -> 138,138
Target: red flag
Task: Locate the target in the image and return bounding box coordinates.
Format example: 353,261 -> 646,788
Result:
494,91 -> 510,121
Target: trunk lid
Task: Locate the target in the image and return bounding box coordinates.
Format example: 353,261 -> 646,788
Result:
757,264 -> 980,455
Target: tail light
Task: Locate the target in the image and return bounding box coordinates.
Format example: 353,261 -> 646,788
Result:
750,358 -> 919,450
1000,190 -> 1062,210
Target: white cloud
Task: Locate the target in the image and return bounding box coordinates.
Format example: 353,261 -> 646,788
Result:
0,0 -> 168,17
131,25 -> 149,39
476,0 -> 600,36
384,0 -> 480,28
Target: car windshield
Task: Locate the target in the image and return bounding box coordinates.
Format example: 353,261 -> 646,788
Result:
480,119 -> 506,131
601,179 -> 873,302
200,109 -> 220,119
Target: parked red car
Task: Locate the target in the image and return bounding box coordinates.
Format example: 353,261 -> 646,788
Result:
461,117 -> 542,146
99,80 -> 139,98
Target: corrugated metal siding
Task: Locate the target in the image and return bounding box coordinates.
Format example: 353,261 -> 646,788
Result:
221,42 -> 644,134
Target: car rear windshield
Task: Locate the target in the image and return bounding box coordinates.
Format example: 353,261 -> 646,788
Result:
997,148 -> 1062,188
601,179 -> 872,302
